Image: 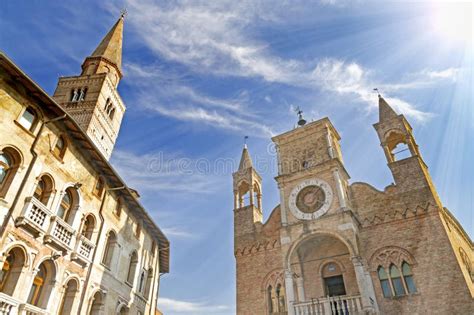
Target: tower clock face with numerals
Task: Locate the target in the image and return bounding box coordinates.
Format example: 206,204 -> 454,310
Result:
288,178 -> 333,220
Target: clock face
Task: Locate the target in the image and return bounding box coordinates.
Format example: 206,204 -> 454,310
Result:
288,178 -> 333,220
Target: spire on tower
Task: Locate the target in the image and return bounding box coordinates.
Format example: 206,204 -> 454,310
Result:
378,95 -> 398,122
89,15 -> 124,73
238,145 -> 253,170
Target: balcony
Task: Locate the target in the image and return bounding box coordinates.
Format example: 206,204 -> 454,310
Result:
0,292 -> 20,314
71,235 -> 95,264
44,216 -> 75,251
293,295 -> 363,315
18,303 -> 48,315
15,197 -> 52,237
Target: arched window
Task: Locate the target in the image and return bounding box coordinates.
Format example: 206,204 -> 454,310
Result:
0,247 -> 26,296
389,264 -> 405,296
89,291 -> 104,315
144,268 -> 153,299
126,252 -> 138,285
27,260 -> 56,308
58,278 -> 79,315
377,266 -> 392,298
138,271 -> 145,293
53,135 -> 67,159
19,107 -> 38,132
0,148 -> 21,198
81,215 -> 96,240
114,198 -> 122,217
102,231 -> 117,268
58,188 -> 73,222
79,88 -> 87,101
71,89 -> 79,102
402,262 -> 416,293
109,107 -> 115,120
93,177 -> 104,197
27,264 -> 46,306
275,283 -> 286,312
266,285 -> 273,314
34,175 -> 53,205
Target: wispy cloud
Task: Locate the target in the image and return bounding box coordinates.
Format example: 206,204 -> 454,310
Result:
161,227 -> 196,239
124,62 -> 275,137
158,297 -> 230,314
111,150 -> 224,194
309,58 -> 434,121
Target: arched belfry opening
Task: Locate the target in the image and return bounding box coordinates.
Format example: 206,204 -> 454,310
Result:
383,131 -> 415,162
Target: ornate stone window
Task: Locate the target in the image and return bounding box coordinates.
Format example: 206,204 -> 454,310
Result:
144,268 -> 153,299
58,187 -> 77,222
370,246 -> 417,298
263,269 -> 286,314
58,278 -> 79,315
27,259 -> 56,308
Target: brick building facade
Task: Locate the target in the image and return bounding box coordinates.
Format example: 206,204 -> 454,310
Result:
233,97 -> 473,314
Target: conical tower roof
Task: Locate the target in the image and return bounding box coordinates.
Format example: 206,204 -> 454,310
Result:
90,15 -> 124,72
238,145 -> 253,170
378,95 -> 398,122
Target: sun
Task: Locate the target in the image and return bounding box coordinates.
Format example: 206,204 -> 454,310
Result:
431,2 -> 473,43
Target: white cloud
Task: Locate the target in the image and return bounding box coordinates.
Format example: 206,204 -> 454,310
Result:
158,297 -> 230,314
310,58 -> 433,122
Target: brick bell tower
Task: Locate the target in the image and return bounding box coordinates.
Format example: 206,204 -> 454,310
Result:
53,14 -> 126,159
232,144 -> 263,241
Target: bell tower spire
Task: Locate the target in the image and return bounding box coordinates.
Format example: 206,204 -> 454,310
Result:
81,14 -> 124,84
53,15 -> 127,160
233,144 -> 263,238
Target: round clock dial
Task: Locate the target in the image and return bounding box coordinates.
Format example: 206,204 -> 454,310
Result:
288,178 -> 333,220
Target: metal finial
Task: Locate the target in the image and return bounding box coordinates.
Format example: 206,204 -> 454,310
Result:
295,106 -> 306,126
244,136 -> 249,148
373,88 -> 381,97
120,8 -> 128,19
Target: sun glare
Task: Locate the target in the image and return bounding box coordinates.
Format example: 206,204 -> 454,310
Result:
431,2 -> 473,43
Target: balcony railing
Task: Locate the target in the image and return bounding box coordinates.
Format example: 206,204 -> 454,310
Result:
71,235 -> 95,263
18,303 -> 49,315
15,197 -> 52,236
294,295 -> 363,315
0,292 -> 20,314
44,216 -> 75,250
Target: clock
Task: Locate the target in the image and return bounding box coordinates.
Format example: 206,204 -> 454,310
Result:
288,178 -> 333,220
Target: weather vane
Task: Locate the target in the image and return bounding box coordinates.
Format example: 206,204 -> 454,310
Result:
373,88 -> 381,97
244,136 -> 249,148
120,8 -> 128,18
295,106 -> 306,126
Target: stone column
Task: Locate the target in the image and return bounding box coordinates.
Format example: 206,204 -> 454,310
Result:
284,270 -> 296,315
233,192 -> 238,209
326,126 -> 335,159
332,168 -> 347,209
351,256 -> 378,314
296,277 -> 305,302
249,187 -> 254,206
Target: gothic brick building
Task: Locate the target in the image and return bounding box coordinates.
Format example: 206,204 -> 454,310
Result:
0,15 -> 169,314
233,97 -> 473,314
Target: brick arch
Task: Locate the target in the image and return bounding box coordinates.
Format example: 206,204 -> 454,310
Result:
369,245 -> 416,272
285,230 -> 358,272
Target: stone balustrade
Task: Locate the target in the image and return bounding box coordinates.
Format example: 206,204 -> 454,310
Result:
293,295 -> 363,315
15,197 -> 53,236
44,216 -> 75,250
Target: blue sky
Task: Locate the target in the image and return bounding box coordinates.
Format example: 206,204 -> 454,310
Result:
1,1 -> 472,314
